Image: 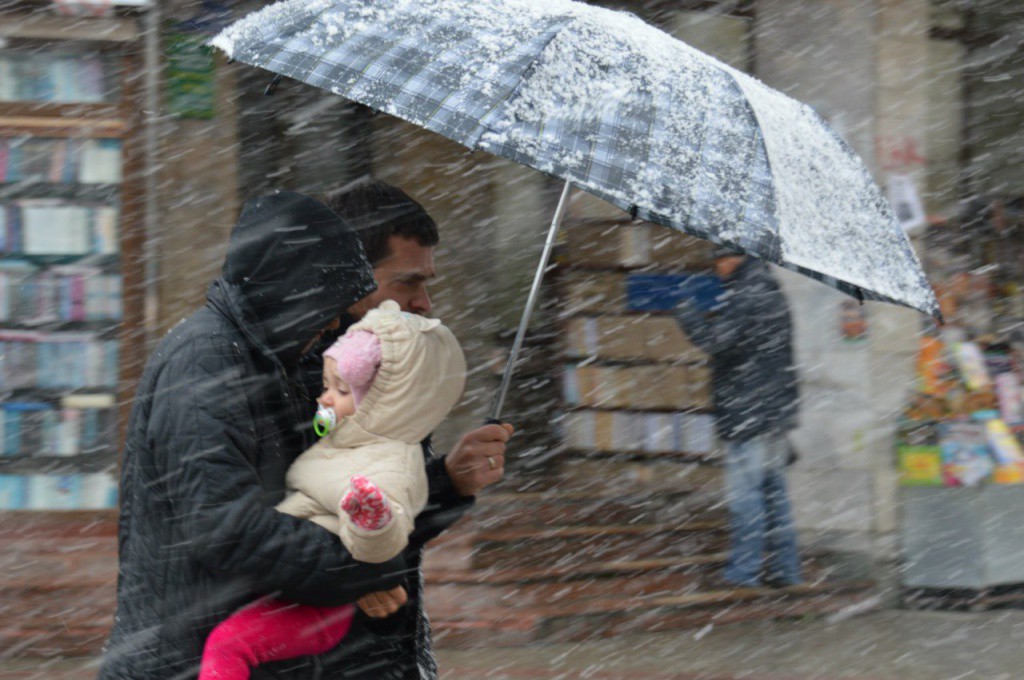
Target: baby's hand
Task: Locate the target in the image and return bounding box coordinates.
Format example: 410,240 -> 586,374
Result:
341,475 -> 393,531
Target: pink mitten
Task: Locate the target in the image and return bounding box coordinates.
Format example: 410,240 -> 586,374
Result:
341,474 -> 393,531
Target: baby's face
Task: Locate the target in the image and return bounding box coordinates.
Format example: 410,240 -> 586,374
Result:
319,358 -> 356,420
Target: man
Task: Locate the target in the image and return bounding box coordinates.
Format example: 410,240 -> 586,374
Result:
99,189 -> 510,679
674,246 -> 802,588
298,179 -> 514,679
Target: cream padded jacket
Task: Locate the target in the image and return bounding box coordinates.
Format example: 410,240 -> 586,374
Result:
276,300 -> 466,563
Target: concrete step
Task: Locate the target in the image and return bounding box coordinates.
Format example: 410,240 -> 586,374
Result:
470,522 -> 728,570
426,553 -> 729,586
464,488 -> 726,531
430,580 -> 876,649
426,554 -> 837,604
501,459 -> 723,497
425,563 -> 724,615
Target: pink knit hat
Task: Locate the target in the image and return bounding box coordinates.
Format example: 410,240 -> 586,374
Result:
323,330 -> 381,408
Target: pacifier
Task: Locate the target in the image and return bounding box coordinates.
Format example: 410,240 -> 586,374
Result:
313,403 -> 337,438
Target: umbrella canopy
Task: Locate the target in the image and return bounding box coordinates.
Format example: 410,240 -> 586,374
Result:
212,0 -> 940,319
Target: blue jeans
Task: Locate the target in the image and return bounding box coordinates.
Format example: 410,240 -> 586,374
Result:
723,433 -> 803,586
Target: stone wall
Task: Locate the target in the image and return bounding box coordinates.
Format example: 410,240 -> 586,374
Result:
754,0 -> 929,571
152,1 -> 240,339
966,5 -> 1024,198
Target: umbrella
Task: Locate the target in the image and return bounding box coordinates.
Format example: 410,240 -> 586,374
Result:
211,0 -> 941,419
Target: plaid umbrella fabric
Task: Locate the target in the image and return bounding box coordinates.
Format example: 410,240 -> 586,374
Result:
213,0 -> 939,318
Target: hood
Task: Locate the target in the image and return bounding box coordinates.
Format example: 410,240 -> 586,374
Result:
327,301 -> 466,446
219,191 -> 377,368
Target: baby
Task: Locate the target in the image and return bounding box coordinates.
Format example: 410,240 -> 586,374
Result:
199,300 -> 466,680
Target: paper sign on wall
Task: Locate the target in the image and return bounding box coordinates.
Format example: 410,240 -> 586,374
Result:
166,31 -> 217,119
886,174 -> 927,234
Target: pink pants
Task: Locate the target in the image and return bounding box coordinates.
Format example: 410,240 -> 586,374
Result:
199,598 -> 355,680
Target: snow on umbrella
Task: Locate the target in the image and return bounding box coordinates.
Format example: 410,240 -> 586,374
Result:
212,0 -> 940,417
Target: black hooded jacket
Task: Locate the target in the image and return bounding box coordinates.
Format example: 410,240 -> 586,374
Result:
98,192 -> 470,679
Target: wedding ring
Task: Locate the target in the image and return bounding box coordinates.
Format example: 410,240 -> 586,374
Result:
487,455 -> 497,470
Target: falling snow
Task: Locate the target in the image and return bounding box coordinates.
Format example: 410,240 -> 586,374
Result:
4,0 -> 1024,678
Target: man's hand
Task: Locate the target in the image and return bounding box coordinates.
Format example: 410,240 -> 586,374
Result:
445,423 -> 515,497
356,585 -> 408,619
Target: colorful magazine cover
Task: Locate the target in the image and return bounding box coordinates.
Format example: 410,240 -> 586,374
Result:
939,422 -> 993,487
953,342 -> 991,391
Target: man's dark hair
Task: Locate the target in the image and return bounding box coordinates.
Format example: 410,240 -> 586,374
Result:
319,179 -> 439,265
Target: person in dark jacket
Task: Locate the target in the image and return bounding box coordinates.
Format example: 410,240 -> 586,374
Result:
99,190 -> 509,680
675,247 -> 802,588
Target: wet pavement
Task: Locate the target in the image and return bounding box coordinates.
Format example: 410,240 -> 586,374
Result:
435,609 -> 1024,679
2,609 -> 1021,679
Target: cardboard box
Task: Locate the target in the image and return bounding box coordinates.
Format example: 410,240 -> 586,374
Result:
566,362 -> 711,411
568,364 -> 592,406
612,411 -> 643,451
629,365 -> 709,410
564,409 -> 635,452
898,445 -> 943,486
572,365 -> 632,409
564,318 -> 590,358
639,317 -> 705,362
685,365 -> 713,409
594,410 -> 615,450
561,411 -> 593,449
684,414 -> 716,453
561,271 -> 627,314
648,225 -> 713,270
565,190 -> 629,222
597,318 -> 645,360
611,367 -> 643,409
561,409 -> 718,455
565,316 -> 703,362
563,207 -> 715,272
569,316 -> 610,358
565,222 -> 651,268
641,413 -> 676,452
629,365 -> 668,409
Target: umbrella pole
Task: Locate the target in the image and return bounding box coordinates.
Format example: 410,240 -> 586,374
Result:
488,180 -> 574,422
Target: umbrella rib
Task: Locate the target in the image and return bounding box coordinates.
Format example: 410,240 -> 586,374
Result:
236,0 -> 336,86
464,17 -> 576,149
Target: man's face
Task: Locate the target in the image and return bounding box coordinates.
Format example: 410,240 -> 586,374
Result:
349,235 -> 435,317
714,255 -> 746,278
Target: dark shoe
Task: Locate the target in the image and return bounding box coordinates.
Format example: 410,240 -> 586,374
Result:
763,577 -> 804,589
